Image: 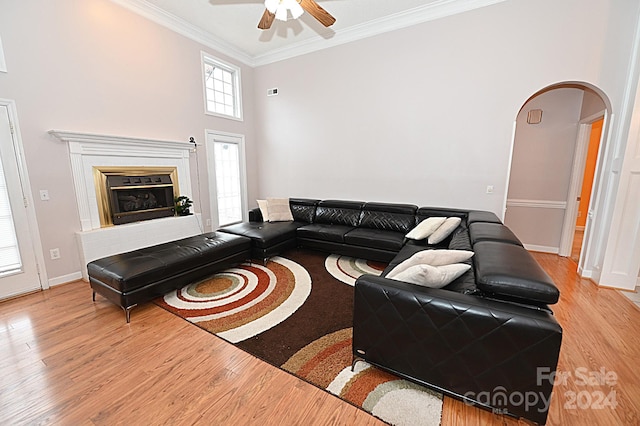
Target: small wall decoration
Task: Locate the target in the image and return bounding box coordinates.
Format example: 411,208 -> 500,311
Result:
527,109 -> 543,124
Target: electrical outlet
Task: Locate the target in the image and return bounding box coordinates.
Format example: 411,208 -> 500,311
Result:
49,248 -> 60,260
206,219 -> 211,227
486,185 -> 494,194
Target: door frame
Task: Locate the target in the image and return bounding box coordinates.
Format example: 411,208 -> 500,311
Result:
558,110 -> 607,261
204,129 -> 248,230
0,98 -> 47,290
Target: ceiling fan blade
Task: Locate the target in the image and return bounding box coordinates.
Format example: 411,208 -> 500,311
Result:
258,8 -> 275,30
299,0 -> 336,27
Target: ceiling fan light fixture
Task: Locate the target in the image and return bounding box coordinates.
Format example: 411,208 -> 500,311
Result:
264,0 -> 279,14
286,0 -> 304,19
274,6 -> 288,21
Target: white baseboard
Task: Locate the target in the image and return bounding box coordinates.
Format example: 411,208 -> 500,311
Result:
523,244 -> 559,254
48,271 -> 83,287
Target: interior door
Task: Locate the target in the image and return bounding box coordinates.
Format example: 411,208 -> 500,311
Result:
0,104 -> 41,299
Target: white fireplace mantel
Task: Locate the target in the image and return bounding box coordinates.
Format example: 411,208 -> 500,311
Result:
50,130 -> 194,231
50,130 -> 201,280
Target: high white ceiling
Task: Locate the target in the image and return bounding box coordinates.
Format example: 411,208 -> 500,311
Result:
116,0 -> 507,66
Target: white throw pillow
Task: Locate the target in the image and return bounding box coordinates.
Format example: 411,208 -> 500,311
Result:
428,217 -> 462,244
391,263 -> 471,289
266,198 -> 294,222
386,249 -> 474,278
405,217 -> 447,240
257,199 -> 270,221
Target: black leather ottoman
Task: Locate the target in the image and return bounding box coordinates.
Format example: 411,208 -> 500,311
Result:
218,221 -> 303,262
88,232 -> 251,322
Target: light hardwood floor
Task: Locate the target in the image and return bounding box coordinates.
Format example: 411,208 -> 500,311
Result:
1,253 -> 639,425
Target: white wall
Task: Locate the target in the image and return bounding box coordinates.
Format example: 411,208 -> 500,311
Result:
252,0 -> 640,279
504,88 -> 584,252
253,0 -> 638,209
0,0 -> 257,282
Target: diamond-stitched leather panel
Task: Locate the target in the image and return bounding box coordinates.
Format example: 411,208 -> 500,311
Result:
315,206 -> 362,226
353,275 -> 562,425
360,210 -> 415,233
314,200 -> 364,227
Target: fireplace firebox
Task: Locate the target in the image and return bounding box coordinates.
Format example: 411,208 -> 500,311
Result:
106,174 -> 176,225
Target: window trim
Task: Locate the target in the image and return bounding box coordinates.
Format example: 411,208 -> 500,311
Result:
201,51 -> 243,122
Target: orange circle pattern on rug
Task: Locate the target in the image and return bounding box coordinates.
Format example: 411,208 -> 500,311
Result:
283,328 -> 443,425
159,257 -> 311,343
324,254 -> 386,285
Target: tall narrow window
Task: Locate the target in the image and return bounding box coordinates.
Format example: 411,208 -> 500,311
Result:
202,53 -> 243,121
207,131 -> 247,229
0,152 -> 21,275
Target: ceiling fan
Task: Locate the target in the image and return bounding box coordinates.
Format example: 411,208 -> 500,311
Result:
258,0 -> 336,30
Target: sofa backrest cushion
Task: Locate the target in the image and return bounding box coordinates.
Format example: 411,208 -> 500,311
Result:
290,198 -> 320,223
467,210 -> 502,225
416,207 -> 468,226
469,222 -> 523,246
359,202 -> 418,233
315,200 -> 364,227
473,241 -> 560,305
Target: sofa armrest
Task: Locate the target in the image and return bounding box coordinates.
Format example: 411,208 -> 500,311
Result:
353,274 -> 562,425
249,207 -> 264,222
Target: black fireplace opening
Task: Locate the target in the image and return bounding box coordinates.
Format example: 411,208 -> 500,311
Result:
106,174 -> 176,225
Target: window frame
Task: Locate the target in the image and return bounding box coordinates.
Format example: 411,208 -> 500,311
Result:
201,52 -> 243,121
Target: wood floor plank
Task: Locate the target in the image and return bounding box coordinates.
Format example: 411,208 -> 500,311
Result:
0,252 -> 639,425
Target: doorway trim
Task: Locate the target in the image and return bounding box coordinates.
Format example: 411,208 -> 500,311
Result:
558,110 -> 606,259
204,129 -> 248,230
0,98 -> 47,290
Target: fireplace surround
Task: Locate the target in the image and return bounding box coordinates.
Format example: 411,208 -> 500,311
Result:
50,130 -> 200,280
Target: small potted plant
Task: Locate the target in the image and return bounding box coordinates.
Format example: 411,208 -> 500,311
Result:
174,195 -> 193,216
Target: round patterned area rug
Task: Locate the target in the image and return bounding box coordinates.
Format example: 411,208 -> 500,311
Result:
155,249 -> 442,425
158,256 -> 311,343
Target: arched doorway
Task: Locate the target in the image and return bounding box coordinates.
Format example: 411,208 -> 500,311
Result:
504,82 -> 611,270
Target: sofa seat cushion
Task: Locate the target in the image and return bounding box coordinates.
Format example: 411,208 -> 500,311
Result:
469,222 -> 522,246
473,241 -> 559,305
87,232 -> 251,293
219,221 -> 302,248
344,228 -> 406,251
297,224 -> 355,243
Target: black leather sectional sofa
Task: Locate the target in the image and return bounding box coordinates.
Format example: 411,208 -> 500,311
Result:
87,197 -> 561,424
220,198 -> 562,424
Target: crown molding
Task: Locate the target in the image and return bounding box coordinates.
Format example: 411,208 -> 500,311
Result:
253,0 -> 508,66
108,0 -> 255,67
109,0 -> 508,68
